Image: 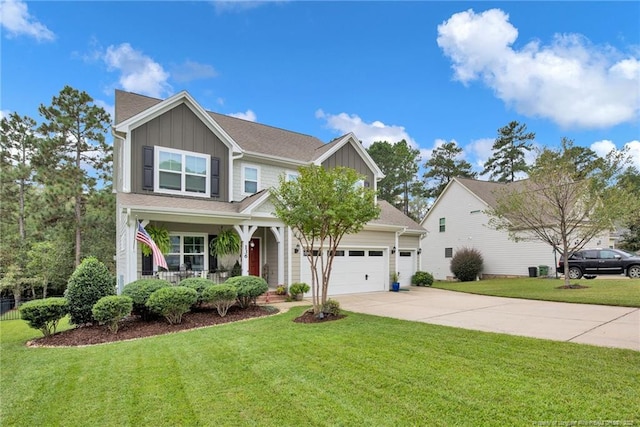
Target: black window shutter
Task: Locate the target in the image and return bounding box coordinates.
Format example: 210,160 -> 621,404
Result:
142,146 -> 154,190
141,253 -> 153,275
211,157 -> 220,197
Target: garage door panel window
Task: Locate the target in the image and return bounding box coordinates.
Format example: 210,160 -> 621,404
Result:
368,251 -> 383,256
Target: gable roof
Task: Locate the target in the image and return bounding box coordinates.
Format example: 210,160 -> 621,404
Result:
373,200 -> 426,233
420,177 -> 529,226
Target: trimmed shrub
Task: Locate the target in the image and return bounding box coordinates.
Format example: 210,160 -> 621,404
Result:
179,277 -> 215,307
202,284 -> 237,317
65,257 -> 115,325
146,286 -> 198,324
450,247 -> 484,282
20,297 -> 68,336
122,279 -> 171,320
322,298 -> 341,316
92,295 -> 133,333
225,275 -> 268,308
412,271 -> 434,287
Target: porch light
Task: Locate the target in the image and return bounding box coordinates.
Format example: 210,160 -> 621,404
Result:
294,244 -> 300,254
391,246 -> 396,254
417,248 -> 422,255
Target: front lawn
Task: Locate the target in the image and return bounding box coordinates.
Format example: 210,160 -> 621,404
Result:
432,277 -> 640,307
1,306 -> 638,426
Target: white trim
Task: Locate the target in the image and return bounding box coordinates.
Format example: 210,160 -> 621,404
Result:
154,146 -> 211,198
123,133 -> 131,193
241,163 -> 261,196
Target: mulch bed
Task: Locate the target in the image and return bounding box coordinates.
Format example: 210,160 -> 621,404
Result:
556,284 -> 589,289
293,310 -> 346,323
28,305 -> 277,348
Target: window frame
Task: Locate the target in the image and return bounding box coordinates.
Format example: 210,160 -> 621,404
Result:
166,233 -> 208,272
445,247 -> 453,258
439,218 -> 446,233
242,164 -> 261,195
154,147 -> 210,197
285,170 -> 299,182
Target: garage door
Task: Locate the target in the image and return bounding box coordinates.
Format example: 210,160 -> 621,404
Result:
300,249 -> 388,295
398,250 -> 416,287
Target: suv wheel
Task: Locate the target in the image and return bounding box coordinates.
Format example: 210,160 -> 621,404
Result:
628,265 -> 640,279
568,266 -> 583,280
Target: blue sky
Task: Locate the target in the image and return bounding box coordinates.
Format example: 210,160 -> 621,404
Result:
1,1 -> 639,174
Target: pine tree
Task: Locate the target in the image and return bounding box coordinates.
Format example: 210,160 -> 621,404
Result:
36,86 -> 111,266
423,141 -> 477,199
482,121 -> 535,182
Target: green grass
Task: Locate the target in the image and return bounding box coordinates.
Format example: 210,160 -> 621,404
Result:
432,277 -> 640,307
1,307 -> 639,426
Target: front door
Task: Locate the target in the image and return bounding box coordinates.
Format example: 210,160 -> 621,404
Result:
249,238 -> 260,276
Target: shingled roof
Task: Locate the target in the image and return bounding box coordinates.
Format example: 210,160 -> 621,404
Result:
454,177 -> 528,209
115,90 -> 326,162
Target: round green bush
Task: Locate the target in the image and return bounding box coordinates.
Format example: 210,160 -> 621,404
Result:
202,284 -> 237,317
225,275 -> 268,308
92,295 -> 133,333
122,279 -> 171,320
322,298 -> 341,316
20,297 -> 68,337
411,271 -> 434,287
450,247 -> 484,282
65,257 -> 115,325
146,286 -> 198,324
179,277 -> 215,306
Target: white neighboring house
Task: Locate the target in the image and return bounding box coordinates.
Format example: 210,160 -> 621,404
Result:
419,177 -> 607,280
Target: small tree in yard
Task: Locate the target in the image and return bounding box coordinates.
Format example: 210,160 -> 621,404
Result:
487,139 -> 628,287
20,297 -> 68,337
271,165 -> 380,315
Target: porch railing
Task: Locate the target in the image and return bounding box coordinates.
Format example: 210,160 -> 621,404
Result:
137,270 -> 232,285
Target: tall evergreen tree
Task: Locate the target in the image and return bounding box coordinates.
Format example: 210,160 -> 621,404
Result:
0,113 -> 39,272
423,140 -> 477,199
367,139 -> 422,216
36,86 -> 111,266
482,121 -> 535,182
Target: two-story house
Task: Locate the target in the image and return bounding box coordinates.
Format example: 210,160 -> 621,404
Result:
113,90 -> 426,295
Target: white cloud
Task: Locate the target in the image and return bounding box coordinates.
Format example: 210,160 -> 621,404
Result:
104,43 -> 172,98
465,138 -> 494,169
0,0 -> 55,41
591,139 -> 640,170
0,110 -> 10,120
437,8 -> 640,129
171,60 -> 217,83
315,109 -> 417,148
228,109 -> 257,122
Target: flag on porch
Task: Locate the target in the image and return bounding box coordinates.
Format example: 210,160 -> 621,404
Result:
136,222 -> 168,270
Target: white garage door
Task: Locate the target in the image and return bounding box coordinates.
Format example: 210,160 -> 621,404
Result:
398,250 -> 416,287
300,249 -> 388,295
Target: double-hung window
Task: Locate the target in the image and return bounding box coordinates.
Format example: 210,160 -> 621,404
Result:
155,147 -> 210,197
439,218 -> 446,232
243,165 -> 259,195
166,234 -> 206,271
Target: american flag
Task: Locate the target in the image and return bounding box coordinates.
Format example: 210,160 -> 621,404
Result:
136,222 -> 168,270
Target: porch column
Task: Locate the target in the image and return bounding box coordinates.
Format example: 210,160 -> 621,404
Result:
234,224 -> 257,276
270,226 -> 285,285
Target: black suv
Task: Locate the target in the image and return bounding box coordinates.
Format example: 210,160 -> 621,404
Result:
558,248 -> 640,279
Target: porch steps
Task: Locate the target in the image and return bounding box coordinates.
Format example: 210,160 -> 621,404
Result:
256,291 -> 288,305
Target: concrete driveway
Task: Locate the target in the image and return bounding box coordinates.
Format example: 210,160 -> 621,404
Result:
333,287 -> 639,351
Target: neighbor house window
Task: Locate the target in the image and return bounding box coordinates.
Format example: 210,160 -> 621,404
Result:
155,147 -> 210,197
439,218 -> 446,232
243,165 -> 260,194
166,234 -> 206,271
285,170 -> 298,181
445,247 -> 453,258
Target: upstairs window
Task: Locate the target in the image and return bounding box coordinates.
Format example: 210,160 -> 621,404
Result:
243,165 -> 259,195
155,147 -> 210,197
439,218 -> 446,232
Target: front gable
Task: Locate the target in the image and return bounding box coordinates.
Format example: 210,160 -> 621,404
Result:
314,133 -> 383,186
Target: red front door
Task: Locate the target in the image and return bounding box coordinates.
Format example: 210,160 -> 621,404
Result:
249,238 -> 260,276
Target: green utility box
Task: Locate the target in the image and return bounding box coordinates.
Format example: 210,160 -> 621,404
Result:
538,265 -> 549,277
